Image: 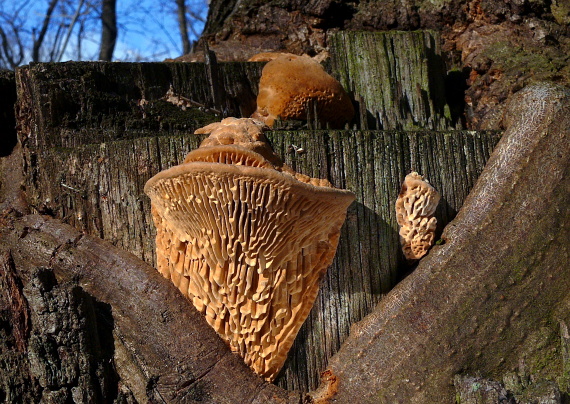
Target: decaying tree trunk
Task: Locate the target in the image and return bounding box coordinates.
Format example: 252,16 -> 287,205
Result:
1,29 -> 569,403
329,31 -> 453,130
8,31 -> 503,392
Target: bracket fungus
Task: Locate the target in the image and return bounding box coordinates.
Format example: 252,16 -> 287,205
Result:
395,172 -> 440,260
251,54 -> 354,128
144,117 -> 355,380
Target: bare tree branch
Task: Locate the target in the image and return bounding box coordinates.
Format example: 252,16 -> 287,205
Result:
32,0 -> 59,62
56,0 -> 85,62
176,0 -> 191,54
0,22 -> 25,69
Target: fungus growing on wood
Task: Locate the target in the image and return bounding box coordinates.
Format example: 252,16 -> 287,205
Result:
247,52 -> 297,62
251,54 -> 354,128
395,172 -> 440,260
145,118 -> 355,380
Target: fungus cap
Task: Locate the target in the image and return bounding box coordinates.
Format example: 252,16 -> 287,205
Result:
145,118 -> 355,380
251,54 -> 354,128
395,172 -> 440,260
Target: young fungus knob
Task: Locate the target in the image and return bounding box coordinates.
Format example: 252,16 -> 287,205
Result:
144,118 -> 355,381
395,172 -> 440,260
251,54 -> 354,128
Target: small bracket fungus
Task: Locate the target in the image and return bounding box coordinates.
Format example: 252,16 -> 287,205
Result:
395,172 -> 441,260
251,54 -> 354,128
145,118 -> 355,380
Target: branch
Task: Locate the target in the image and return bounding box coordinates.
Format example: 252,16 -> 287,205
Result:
0,212 -> 300,403
55,0 -> 85,62
32,0 -> 59,62
318,82 -> 570,402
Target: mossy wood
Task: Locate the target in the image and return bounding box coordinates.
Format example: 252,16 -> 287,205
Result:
329,30 -> 454,131
15,58 -> 499,390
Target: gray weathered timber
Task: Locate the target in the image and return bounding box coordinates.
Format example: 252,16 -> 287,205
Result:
15,61 -> 263,149
22,129 -> 501,391
329,31 -> 454,130
11,50 -> 496,392
321,83 -> 570,403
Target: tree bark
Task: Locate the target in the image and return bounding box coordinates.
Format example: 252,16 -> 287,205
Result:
175,0 -> 192,55
99,0 -> 117,61
2,32 -> 569,402
12,56 -> 500,391
0,213 -> 300,403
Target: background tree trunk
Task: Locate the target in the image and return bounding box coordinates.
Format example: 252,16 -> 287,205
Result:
176,0 -> 192,55
99,0 -> 117,61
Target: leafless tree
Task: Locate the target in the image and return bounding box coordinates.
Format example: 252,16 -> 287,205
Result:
99,0 -> 117,61
0,0 -> 208,68
175,0 -> 191,55
32,0 -> 59,62
0,20 -> 25,69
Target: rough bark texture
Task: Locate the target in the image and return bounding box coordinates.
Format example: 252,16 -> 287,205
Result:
186,0 -> 570,130
0,252 -> 125,403
1,24 -> 569,401
0,215 -> 299,404
321,82 -> 570,403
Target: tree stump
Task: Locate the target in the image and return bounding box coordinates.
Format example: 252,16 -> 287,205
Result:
12,53 -> 499,391
3,31 -> 567,402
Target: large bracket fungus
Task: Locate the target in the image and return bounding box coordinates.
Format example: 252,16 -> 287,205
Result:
144,118 -> 355,380
395,172 -> 440,260
251,54 -> 355,128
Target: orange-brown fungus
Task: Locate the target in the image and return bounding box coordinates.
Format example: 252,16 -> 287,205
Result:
145,118 -> 355,380
247,52 -> 298,62
395,172 -> 440,260
251,54 -> 354,128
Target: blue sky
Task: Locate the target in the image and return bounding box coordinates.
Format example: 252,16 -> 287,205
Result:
1,0 -> 209,65
112,0 -> 209,61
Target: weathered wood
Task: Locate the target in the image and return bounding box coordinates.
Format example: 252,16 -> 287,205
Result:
329,30 -> 455,130
0,214 -> 299,404
11,52 -> 498,392
21,128 -> 501,391
321,83 -> 570,402
15,61 -> 263,149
